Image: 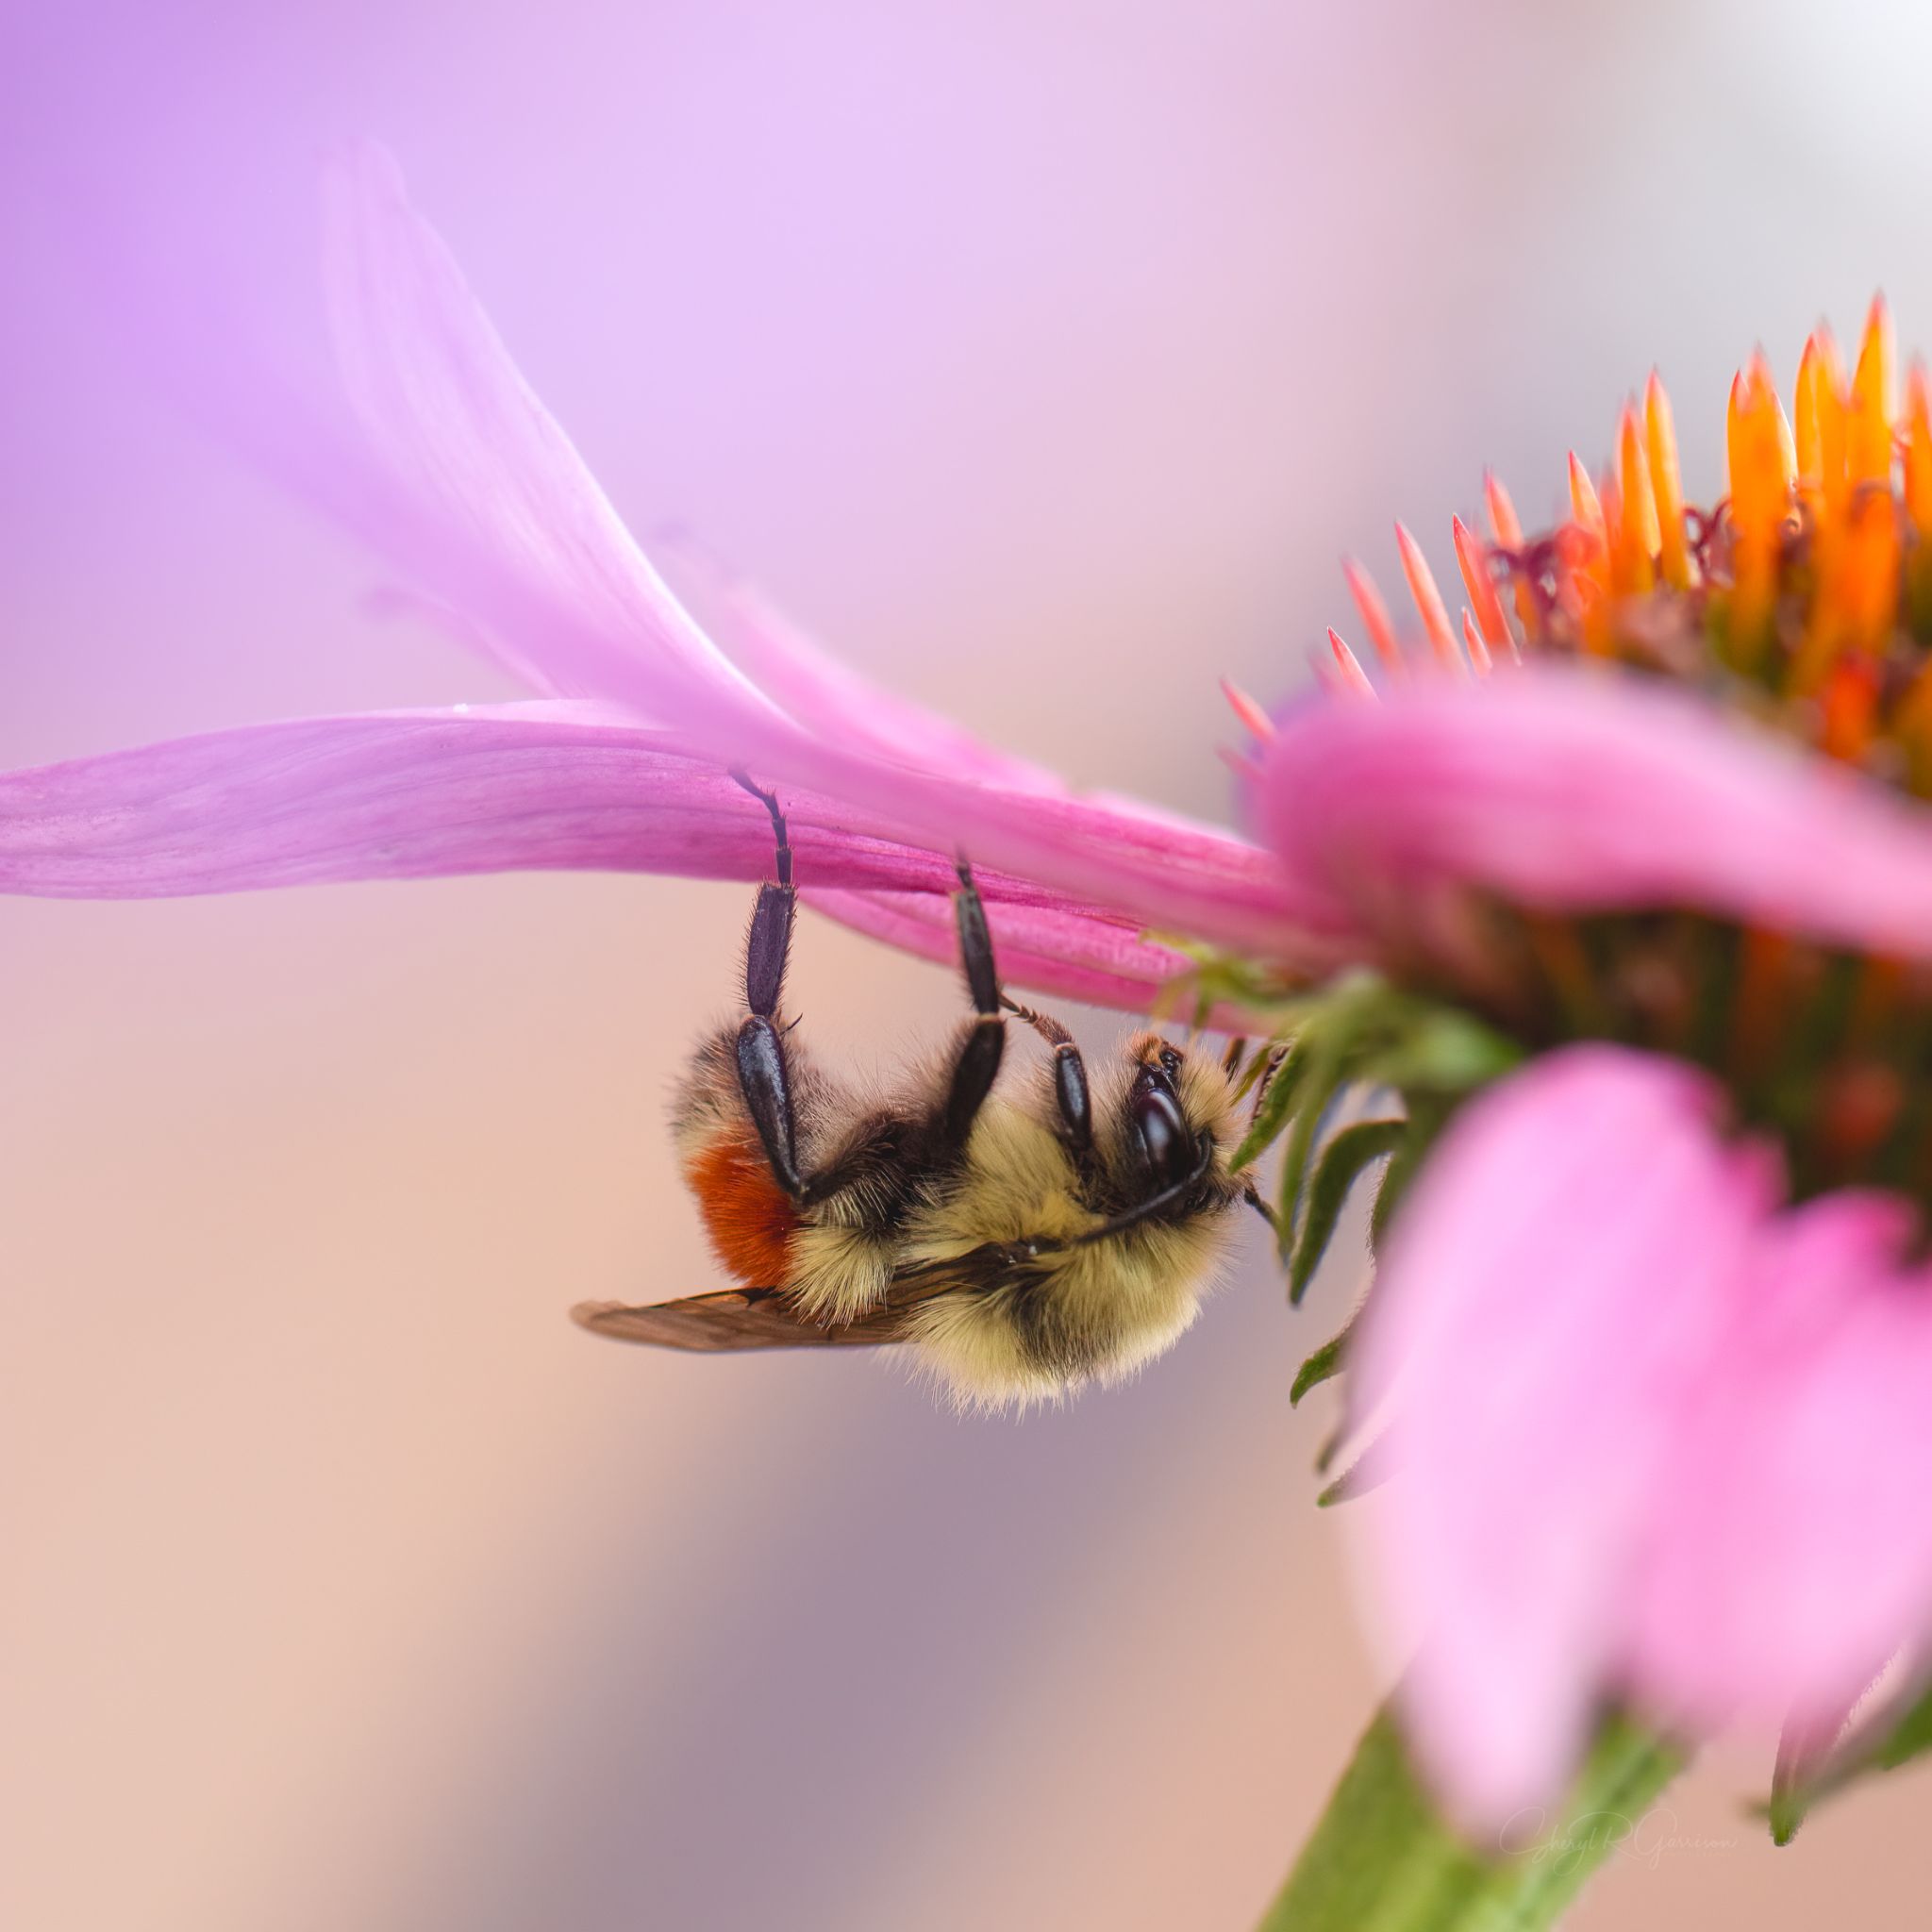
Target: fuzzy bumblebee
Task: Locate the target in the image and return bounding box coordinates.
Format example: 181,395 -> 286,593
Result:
574,776 -> 1267,1407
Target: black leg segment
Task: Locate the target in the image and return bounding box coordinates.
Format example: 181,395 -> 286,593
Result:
731,768 -> 793,889
743,885 -> 795,1020
954,860 -> 1001,1017
737,1015 -> 805,1199
1005,997 -> 1091,1157
938,861 -> 1006,1150
729,771 -> 805,1200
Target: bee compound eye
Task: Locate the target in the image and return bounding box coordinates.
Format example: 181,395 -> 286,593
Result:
1130,1077 -> 1191,1191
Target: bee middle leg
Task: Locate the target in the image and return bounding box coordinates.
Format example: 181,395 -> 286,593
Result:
730,772 -> 806,1201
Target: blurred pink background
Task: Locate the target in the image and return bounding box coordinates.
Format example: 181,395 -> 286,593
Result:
9,3 -> 1932,1927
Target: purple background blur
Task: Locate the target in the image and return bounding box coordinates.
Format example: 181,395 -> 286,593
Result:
9,4 -> 1932,1927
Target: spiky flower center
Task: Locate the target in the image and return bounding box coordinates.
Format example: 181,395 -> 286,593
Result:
1302,298 -> 1932,1197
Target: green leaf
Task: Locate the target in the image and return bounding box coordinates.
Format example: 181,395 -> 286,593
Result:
1290,1118 -> 1407,1305
1257,1704 -> 1682,1932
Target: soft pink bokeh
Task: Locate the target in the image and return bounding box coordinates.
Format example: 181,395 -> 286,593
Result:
10,4 -> 1932,1929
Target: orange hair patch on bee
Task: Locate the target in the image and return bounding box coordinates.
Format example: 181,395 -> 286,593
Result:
684,1135 -> 799,1286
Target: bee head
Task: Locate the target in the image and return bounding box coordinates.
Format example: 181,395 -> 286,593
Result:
1113,1032 -> 1246,1211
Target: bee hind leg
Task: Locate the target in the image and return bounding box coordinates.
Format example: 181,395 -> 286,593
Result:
730,771 -> 806,1201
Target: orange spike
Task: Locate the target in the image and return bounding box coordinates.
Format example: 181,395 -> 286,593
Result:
1567,451 -> 1606,543
1725,369 -> 1748,500
1746,348 -> 1796,486
1459,608 -> 1492,675
1820,654 -> 1881,762
1839,488 -> 1901,654
1850,293 -> 1897,486
1451,514 -> 1510,648
1482,470 -> 1524,548
1644,371 -> 1693,590
1615,402 -> 1659,592
1341,557 -> 1406,675
1219,676 -> 1275,741
1394,522 -> 1464,672
1483,471 -> 1539,637
1325,627 -> 1378,700
1906,360 -> 1932,538
1796,332 -> 1832,489
1728,363 -> 1790,667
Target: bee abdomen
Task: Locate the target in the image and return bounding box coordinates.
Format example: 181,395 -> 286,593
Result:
683,1134 -> 800,1286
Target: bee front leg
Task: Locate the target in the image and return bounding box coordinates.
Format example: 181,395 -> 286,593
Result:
731,772 -> 806,1202
939,861 -> 1007,1151
1004,996 -> 1092,1162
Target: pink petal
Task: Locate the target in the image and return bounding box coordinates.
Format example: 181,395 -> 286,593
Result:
1354,1047 -> 1774,1825
322,143 -> 775,726
1362,1042 -> 1932,1823
1257,666 -> 1932,961
1627,1191 -> 1932,1737
322,145 -> 1350,966
0,703 -> 1207,1011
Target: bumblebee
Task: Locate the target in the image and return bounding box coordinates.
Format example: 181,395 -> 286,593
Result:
574,776 -> 1269,1407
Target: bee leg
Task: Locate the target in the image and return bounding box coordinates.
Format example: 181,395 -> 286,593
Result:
940,860 -> 1007,1150
1241,1180 -> 1281,1236
1003,996 -> 1092,1160
730,772 -> 806,1202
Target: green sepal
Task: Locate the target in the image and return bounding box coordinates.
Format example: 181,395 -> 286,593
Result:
1356,1005 -> 1523,1096
1234,1041 -> 1310,1170
1275,1046 -> 1349,1263
1291,1318 -> 1356,1407
1315,1441 -> 1391,1507
1371,1092 -> 1446,1252
1257,1704 -> 1681,1932
1289,1117 -> 1407,1305
1759,1674 -> 1932,1844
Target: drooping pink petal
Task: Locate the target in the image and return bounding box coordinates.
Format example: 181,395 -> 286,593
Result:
321,144 -> 776,728
322,144 -> 1351,966
1357,1043 -> 1932,1826
1257,666 -> 1932,962
655,535 -> 1068,795
811,888 -> 1206,1019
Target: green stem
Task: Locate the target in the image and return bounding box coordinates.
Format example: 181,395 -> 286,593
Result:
1257,1704 -> 1683,1932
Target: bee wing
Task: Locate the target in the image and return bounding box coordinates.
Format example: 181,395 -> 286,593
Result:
571,1285 -> 917,1354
